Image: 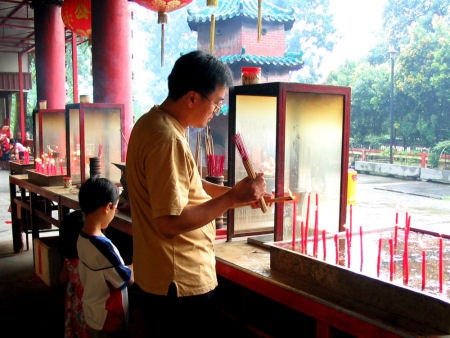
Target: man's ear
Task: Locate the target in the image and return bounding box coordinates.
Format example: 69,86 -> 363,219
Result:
185,90 -> 199,108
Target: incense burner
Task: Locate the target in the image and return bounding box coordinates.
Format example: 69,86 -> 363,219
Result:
268,227 -> 450,334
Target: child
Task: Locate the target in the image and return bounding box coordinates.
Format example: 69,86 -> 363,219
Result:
59,209 -> 90,338
0,134 -> 10,169
77,176 -> 133,337
10,138 -> 28,160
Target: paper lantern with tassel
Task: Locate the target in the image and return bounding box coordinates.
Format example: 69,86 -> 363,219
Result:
61,0 -> 92,39
134,0 -> 193,66
207,0 -> 218,54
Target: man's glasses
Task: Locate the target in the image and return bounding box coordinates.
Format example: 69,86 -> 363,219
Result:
200,93 -> 222,115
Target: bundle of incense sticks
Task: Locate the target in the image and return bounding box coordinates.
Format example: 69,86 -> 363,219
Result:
232,133 -> 267,213
207,154 -> 225,177
204,126 -> 224,176
205,126 -> 214,157
195,131 -> 202,176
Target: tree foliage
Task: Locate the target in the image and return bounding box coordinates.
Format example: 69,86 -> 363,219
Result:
328,0 -> 450,151
22,0 -> 450,154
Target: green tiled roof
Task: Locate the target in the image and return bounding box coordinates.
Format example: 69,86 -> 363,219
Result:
219,53 -> 304,69
187,0 -> 295,31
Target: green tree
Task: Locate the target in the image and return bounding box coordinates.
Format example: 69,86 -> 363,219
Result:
328,0 -> 450,151
65,37 -> 92,103
277,0 -> 337,83
395,15 -> 450,146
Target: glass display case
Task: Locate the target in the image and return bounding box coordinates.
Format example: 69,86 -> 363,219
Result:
33,109 -> 66,161
33,109 -> 67,175
227,82 -> 351,241
65,103 -> 124,184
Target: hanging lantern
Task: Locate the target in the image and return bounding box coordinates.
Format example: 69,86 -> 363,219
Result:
134,0 -> 193,66
207,0 -> 218,54
61,0 -> 92,39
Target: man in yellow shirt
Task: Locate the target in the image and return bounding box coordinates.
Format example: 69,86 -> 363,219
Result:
126,50 -> 268,337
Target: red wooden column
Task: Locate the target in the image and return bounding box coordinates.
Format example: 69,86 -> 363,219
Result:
91,0 -> 133,160
34,2 -> 66,109
18,53 -> 25,144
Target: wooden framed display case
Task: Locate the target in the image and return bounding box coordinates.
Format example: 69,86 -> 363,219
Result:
33,109 -> 66,166
227,82 -> 351,241
65,103 -> 124,185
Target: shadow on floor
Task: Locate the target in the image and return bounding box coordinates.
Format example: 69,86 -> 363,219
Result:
0,236 -> 65,337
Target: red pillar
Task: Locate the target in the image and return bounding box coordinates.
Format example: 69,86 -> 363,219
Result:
34,2 -> 66,109
420,153 -> 427,168
71,32 -> 79,104
18,53 -> 25,144
91,0 -> 133,160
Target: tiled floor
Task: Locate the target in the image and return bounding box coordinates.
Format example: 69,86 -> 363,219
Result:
0,169 -> 65,338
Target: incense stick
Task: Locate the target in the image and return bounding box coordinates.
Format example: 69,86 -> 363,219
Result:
195,131 -> 202,176
232,133 -> 267,213
236,195 -> 293,208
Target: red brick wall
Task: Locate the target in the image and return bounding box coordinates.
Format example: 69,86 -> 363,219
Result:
241,22 -> 286,56
196,19 -> 286,57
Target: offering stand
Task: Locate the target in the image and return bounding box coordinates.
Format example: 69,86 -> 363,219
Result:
65,103 -> 124,184
33,108 -> 66,163
227,82 -> 351,241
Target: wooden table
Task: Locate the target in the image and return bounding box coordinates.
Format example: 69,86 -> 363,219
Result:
8,175 -> 442,337
9,174 -> 131,253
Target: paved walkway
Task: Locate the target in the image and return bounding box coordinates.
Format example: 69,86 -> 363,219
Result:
0,169 -> 13,248
353,174 -> 450,235
1,169 -> 450,247
375,179 -> 450,200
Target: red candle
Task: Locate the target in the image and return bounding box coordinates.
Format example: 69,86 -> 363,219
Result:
349,204 -> 353,246
421,250 -> 426,291
334,234 -> 339,265
394,225 -> 398,250
305,193 -> 310,236
313,207 -> 319,258
346,228 -> 351,268
439,237 -> 444,293
292,199 -> 297,250
359,226 -> 363,272
395,211 -> 398,225
300,221 -> 304,254
403,226 -> 410,285
377,238 -> 382,277
313,193 -> 319,258
322,229 -> 326,260
389,239 -> 394,281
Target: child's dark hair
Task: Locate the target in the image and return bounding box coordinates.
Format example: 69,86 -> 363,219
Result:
78,176 -> 119,215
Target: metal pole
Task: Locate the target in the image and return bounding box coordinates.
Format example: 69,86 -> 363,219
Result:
389,52 -> 395,164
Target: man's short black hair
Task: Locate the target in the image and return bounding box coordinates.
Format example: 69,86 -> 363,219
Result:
167,50 -> 233,100
78,176 -> 119,215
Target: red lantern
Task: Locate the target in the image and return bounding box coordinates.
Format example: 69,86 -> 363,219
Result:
134,0 -> 193,66
61,0 -> 92,39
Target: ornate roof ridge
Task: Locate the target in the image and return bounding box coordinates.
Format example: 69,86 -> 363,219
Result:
187,0 -> 295,31
219,53 -> 304,69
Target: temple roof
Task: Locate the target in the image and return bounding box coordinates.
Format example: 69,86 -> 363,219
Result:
187,0 -> 295,31
219,53 -> 303,69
